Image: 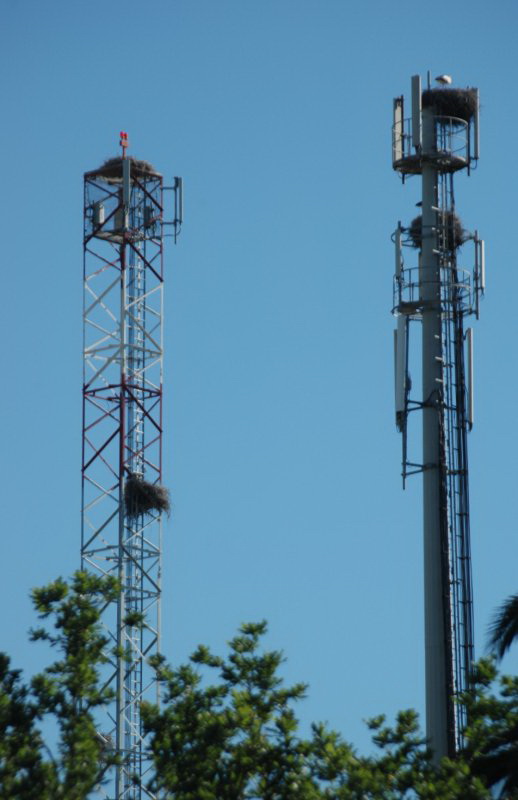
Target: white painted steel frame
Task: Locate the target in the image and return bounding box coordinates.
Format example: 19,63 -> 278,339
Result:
82,161 -> 164,800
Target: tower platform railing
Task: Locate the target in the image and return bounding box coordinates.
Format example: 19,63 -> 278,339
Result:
392,116 -> 469,174
393,265 -> 475,317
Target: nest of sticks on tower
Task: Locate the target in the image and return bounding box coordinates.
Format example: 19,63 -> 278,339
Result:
408,213 -> 466,251
124,474 -> 171,518
91,156 -> 160,181
422,88 -> 477,123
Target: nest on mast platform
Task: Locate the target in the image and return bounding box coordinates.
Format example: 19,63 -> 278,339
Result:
408,212 -> 466,251
124,474 -> 171,518
422,88 -> 478,123
90,156 -> 160,181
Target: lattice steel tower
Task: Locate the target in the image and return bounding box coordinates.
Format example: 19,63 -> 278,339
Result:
391,75 -> 485,759
82,133 -> 182,798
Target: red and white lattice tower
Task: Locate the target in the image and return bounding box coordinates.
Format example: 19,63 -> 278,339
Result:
81,134 -> 182,799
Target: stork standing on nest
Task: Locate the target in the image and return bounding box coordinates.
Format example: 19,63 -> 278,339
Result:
435,74 -> 452,86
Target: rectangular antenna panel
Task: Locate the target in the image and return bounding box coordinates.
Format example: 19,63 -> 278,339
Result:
466,328 -> 474,427
480,239 -> 485,291
394,315 -> 407,417
393,97 -> 404,163
114,208 -> 124,230
395,223 -> 402,277
144,205 -> 155,232
473,88 -> 480,159
174,177 -> 184,223
411,75 -> 421,149
123,158 -> 131,206
93,201 -> 105,226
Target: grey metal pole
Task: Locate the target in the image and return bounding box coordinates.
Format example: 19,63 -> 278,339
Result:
420,107 -> 449,760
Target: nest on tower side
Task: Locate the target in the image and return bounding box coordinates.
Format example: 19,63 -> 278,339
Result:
422,88 -> 478,123
124,474 -> 171,518
90,156 -> 160,181
408,212 -> 466,251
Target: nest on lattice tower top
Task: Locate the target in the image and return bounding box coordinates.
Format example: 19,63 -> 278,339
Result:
92,156 -> 160,181
422,88 -> 478,123
408,212 -> 466,251
124,474 -> 170,517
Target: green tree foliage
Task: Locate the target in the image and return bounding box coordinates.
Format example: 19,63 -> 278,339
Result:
0,572 -> 119,800
141,621 -> 492,800
2,575 -> 518,799
462,659 -> 518,799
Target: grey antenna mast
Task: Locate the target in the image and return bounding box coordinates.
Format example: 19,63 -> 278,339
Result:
391,75 -> 484,760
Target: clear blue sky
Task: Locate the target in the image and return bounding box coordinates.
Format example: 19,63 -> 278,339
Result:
1,0 -> 517,755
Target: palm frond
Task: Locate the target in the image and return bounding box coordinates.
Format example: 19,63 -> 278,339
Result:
474,743 -> 518,799
487,594 -> 518,660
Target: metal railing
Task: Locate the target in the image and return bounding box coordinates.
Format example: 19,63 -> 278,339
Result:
393,265 -> 474,315
393,116 -> 469,168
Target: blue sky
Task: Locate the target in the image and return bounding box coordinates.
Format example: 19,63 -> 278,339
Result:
1,0 -> 518,756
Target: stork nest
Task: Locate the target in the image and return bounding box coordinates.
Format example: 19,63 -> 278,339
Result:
124,474 -> 170,517
422,88 -> 478,123
88,156 -> 160,181
408,212 -> 466,251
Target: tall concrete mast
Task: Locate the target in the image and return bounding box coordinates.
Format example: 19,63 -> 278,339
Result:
392,75 -> 484,758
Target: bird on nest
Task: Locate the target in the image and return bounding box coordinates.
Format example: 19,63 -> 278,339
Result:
435,74 -> 452,86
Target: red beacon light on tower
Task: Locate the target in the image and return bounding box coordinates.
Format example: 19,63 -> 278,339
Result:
120,130 -> 129,156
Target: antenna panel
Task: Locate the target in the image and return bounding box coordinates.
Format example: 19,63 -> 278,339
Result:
479,239 -> 485,291
123,157 -> 131,206
473,89 -> 480,159
93,201 -> 105,226
466,328 -> 474,427
394,315 -> 407,418
174,176 -> 184,223
411,74 -> 422,149
393,97 -> 404,163
395,223 -> 402,277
